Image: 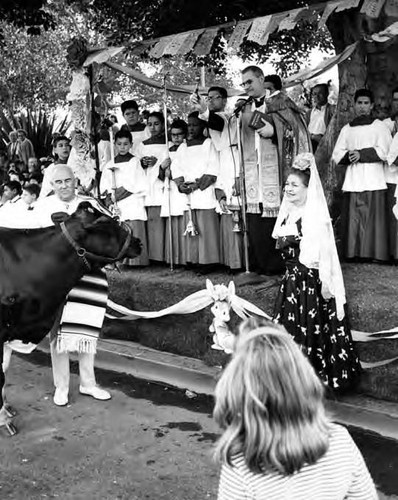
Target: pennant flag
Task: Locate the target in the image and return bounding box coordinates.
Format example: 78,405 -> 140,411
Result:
319,2 -> 339,28
228,20 -> 252,50
361,0 -> 387,18
278,8 -> 303,31
83,46 -> 124,67
163,32 -> 191,56
193,28 -> 219,55
149,37 -> 172,58
335,0 -> 361,12
177,29 -> 204,55
384,0 -> 398,17
129,41 -> 151,56
295,6 -> 319,23
246,15 -> 273,45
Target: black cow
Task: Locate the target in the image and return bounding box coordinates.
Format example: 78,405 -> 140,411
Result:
0,201 -> 141,434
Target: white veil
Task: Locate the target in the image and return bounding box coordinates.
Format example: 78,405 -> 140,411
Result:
273,153 -> 346,320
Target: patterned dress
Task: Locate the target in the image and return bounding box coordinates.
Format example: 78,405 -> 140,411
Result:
273,219 -> 361,392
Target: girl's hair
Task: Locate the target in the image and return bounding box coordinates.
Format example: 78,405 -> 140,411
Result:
287,167 -> 311,187
213,318 -> 330,476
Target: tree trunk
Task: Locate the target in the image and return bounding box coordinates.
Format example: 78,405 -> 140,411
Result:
314,8 -> 398,215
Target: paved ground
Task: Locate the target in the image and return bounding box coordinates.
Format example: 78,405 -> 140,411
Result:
1,352 -> 397,500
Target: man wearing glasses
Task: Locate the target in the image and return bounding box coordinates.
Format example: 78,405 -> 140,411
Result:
192,87 -> 243,271
238,65 -> 284,276
159,119 -> 190,266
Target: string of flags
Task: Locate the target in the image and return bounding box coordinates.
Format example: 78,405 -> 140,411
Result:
127,0 -> 398,60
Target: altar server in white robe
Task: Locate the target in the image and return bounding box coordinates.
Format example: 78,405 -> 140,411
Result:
159,119 -> 189,266
135,112 -> 169,263
386,131 -> 398,260
332,89 -> 391,262
171,112 -> 220,266
194,86 -> 243,270
100,129 -> 149,266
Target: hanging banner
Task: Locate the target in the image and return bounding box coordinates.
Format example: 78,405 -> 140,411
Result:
193,28 -> 219,55
149,37 -> 172,58
228,20 -> 252,50
129,41 -> 151,57
384,0 -> 398,17
296,6 -> 319,23
177,29 -> 204,55
83,46 -> 124,67
163,33 -> 191,56
335,0 -> 361,12
246,15 -> 273,45
278,8 -> 303,31
319,2 -> 339,28
361,0 -> 387,18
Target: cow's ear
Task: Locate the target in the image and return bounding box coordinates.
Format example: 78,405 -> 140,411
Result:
51,212 -> 70,225
77,201 -> 96,214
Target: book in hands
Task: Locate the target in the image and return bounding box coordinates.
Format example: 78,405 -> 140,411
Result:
248,110 -> 268,130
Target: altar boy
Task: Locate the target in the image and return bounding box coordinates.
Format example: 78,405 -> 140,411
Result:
100,129 -> 149,266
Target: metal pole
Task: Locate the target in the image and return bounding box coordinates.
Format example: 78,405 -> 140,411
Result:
88,65 -> 101,198
108,125 -> 119,216
236,112 -> 250,274
200,65 -> 206,89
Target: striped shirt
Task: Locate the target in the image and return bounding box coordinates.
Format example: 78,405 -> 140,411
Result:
217,424 -> 377,500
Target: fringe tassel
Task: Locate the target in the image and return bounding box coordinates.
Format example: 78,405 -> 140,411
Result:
246,203 -> 261,214
262,207 -> 279,218
57,334 -> 97,354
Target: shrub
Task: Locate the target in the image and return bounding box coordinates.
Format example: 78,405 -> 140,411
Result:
0,108 -> 70,158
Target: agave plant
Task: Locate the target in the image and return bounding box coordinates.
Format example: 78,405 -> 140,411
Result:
0,109 -> 70,159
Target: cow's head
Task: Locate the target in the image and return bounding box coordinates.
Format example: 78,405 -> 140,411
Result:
55,201 -> 141,267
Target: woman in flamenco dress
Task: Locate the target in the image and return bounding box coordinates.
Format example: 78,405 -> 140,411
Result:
272,153 -> 361,392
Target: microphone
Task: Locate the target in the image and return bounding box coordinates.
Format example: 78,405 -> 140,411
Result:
233,96 -> 253,116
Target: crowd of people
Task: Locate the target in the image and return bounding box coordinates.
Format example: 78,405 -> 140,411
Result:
0,66 -> 389,496
1,66 -> 397,398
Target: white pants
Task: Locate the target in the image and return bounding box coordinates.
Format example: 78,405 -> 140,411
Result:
50,340 -> 96,392
2,343 -> 13,403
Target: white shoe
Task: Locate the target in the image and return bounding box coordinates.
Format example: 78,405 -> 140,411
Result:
53,388 -> 68,406
79,385 -> 111,401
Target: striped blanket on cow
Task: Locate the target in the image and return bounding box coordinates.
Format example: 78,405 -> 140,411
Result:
57,270 -> 108,354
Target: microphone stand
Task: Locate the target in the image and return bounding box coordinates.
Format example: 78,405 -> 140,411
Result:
235,109 -> 250,275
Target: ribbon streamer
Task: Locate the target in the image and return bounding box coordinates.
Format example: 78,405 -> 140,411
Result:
106,280 -> 270,321
107,280 -> 398,369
